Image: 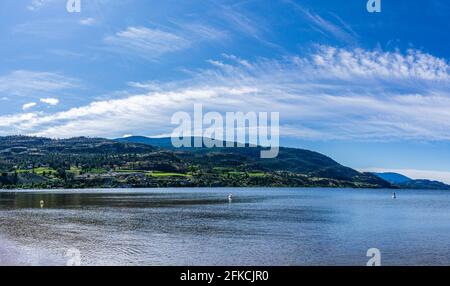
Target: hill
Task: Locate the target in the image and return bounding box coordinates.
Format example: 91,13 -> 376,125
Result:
115,136 -> 390,186
115,136 -> 174,149
396,180 -> 450,190
0,135 -> 391,189
372,172 -> 412,184
372,172 -> 450,190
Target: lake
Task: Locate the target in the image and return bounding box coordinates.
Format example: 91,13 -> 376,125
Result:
1,188 -> 450,266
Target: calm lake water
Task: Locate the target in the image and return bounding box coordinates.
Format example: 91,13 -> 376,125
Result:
1,188 -> 450,266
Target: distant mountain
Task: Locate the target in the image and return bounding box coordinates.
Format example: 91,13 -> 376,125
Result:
0,136 -> 156,154
373,172 -> 450,190
115,136 -> 243,149
115,136 -> 174,149
372,172 -> 412,184
0,135 -> 391,189
396,180 -> 450,190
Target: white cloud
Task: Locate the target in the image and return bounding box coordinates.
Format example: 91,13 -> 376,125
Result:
0,46 -> 449,144
0,70 -> 79,97
40,98 -> 59,106
80,18 -> 96,26
217,5 -> 283,51
220,6 -> 261,39
104,26 -> 190,59
308,46 -> 449,80
22,102 -> 37,111
13,19 -> 74,38
104,24 -> 227,60
27,0 -> 53,11
285,0 -> 359,44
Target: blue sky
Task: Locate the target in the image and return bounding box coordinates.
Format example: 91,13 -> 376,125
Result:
0,0 -> 450,182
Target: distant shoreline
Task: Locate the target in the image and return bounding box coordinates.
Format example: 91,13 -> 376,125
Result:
0,186 -> 394,191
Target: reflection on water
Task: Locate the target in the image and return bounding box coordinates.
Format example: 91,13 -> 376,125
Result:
1,188 -> 450,266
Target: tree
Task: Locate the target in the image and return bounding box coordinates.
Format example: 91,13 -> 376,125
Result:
57,168 -> 67,180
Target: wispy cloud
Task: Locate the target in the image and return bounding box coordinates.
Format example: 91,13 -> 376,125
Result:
80,18 -> 96,26
0,70 -> 79,98
104,26 -> 190,59
302,46 -> 449,81
219,6 -> 262,39
0,47 -> 449,143
27,0 -> 54,11
216,4 -> 285,52
104,23 -> 227,60
284,0 -> 359,44
12,18 -> 84,38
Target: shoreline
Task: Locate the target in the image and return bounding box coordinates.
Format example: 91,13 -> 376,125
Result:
0,186 -> 401,192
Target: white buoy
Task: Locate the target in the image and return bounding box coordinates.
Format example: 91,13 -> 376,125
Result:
228,194 -> 233,203
40,200 -> 44,208
392,193 -> 397,199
